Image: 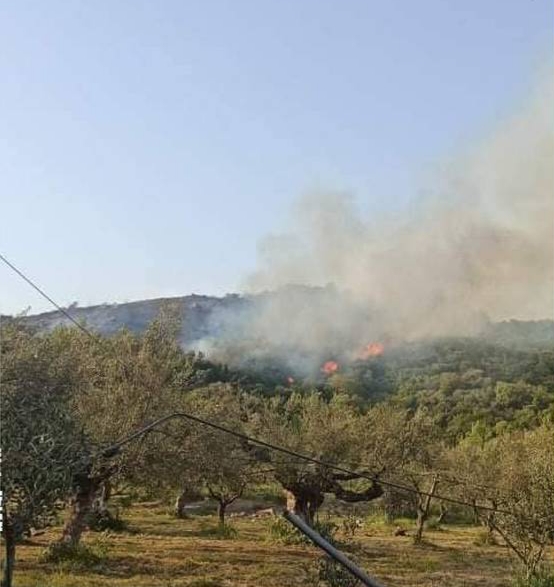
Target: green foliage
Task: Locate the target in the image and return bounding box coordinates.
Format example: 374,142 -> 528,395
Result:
314,518 -> 340,545
326,358 -> 393,403
0,323 -> 91,540
197,522 -> 238,540
513,569 -> 554,587
453,424 -> 554,576
389,338 -> 554,441
258,392 -> 381,521
40,536 -> 110,570
6,311 -> 554,584
425,516 -> 442,531
85,508 -> 129,533
267,516 -> 338,546
317,556 -> 361,587
267,516 -> 306,545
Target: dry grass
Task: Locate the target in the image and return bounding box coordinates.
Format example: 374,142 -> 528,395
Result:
6,502 -> 553,587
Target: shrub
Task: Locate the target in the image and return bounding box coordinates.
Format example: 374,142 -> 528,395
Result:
198,522 -> 238,540
40,536 -> 110,570
425,516 -> 443,531
318,556 -> 361,587
364,512 -> 389,530
268,516 -> 306,545
341,512 -> 362,540
268,516 -> 338,546
513,570 -> 554,587
472,529 -> 498,546
86,508 -> 129,532
315,518 -> 339,545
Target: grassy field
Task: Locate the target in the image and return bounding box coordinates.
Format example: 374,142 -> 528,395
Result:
7,500 -> 553,587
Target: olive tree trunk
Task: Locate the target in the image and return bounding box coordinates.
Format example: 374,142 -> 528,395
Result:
284,488 -> 324,525
174,490 -> 188,519
217,501 -> 227,526
60,473 -> 101,545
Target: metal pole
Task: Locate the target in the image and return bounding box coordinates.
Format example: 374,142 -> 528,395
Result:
283,510 -> 386,587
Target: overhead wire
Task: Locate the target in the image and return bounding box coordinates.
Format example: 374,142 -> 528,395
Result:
1,252 -> 518,517
0,252 -> 96,340
100,410 -> 516,516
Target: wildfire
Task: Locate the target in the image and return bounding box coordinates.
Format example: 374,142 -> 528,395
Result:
321,360 -> 339,375
358,342 -> 384,359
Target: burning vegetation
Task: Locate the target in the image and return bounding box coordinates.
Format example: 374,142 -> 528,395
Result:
321,360 -> 339,375
358,342 -> 385,359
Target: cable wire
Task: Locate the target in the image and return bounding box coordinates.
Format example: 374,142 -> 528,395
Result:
0,252 -> 96,340
100,411 -> 515,516
2,252 -> 517,518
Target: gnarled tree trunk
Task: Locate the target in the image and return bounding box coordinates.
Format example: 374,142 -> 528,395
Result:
91,480 -> 111,517
284,487 -> 324,525
283,474 -> 383,526
60,471 -> 101,545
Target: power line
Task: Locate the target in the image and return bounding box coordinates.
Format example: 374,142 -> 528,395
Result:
0,253 -> 96,340
1,257 -> 389,587
2,252 -> 516,517
100,411 -> 515,516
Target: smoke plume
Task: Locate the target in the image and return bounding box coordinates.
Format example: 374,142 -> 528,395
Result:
203,73 -> 554,372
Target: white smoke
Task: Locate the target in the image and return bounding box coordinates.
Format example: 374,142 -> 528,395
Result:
243,73 -> 554,344
194,72 -> 553,373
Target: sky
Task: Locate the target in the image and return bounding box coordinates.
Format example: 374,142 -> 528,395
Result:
1,0 -> 552,315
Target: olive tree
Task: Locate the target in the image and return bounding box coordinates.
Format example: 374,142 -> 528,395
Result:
190,386 -> 265,525
1,323 -> 89,587
257,392 -> 383,524
453,425 -> 554,579
62,305 -> 193,544
361,406 -> 443,542
446,431 -> 504,538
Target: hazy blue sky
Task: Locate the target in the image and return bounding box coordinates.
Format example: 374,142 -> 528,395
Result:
1,0 -> 552,314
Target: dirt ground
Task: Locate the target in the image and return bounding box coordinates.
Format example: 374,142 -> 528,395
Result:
6,500 -> 552,587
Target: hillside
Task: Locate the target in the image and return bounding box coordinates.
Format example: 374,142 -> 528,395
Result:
15,294 -> 247,347
12,292 -> 554,351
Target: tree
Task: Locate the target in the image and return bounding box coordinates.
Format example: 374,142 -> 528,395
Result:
447,428 -> 504,539
0,323 -> 89,587
401,414 -> 442,544
124,383 -> 264,526
63,304 -> 191,544
257,393 -> 383,524
454,425 -> 554,578
361,406 -> 442,543
175,385 -> 263,526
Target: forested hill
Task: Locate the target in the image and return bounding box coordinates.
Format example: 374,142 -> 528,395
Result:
13,294 -> 247,346
480,319 -> 554,347
8,292 -> 554,350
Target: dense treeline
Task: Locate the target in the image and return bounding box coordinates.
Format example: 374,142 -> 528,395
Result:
388,339 -> 554,440
1,311 -> 553,586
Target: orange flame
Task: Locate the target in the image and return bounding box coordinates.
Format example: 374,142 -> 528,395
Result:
321,360 -> 339,375
358,342 -> 384,359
